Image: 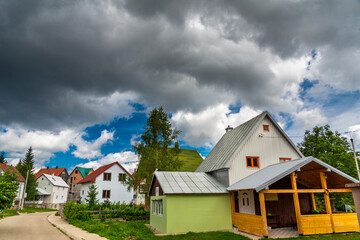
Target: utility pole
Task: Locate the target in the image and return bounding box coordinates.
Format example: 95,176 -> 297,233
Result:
350,138 -> 360,180
20,170 -> 29,210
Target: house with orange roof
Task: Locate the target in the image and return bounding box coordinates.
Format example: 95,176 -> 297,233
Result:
78,162 -> 134,203
0,162 -> 26,209
35,166 -> 69,182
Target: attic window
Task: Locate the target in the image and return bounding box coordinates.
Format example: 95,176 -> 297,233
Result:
279,158 -> 291,163
246,156 -> 260,168
263,125 -> 269,132
75,170 -> 78,174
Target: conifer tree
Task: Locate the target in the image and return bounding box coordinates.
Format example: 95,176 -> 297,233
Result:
85,184 -> 99,209
0,152 -> 5,164
16,147 -> 38,200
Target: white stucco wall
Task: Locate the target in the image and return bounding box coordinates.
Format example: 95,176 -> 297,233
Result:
80,164 -> 134,204
229,116 -> 303,185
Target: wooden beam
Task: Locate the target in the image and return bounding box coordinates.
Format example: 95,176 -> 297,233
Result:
298,168 -> 330,174
261,188 -> 351,194
328,188 -> 352,193
231,192 -> 235,213
310,193 -> 316,211
259,191 -> 268,237
320,172 -> 335,233
262,189 -> 295,193
291,172 -> 303,235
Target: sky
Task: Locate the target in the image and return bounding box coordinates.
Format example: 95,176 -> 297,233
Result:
0,0 -> 359,174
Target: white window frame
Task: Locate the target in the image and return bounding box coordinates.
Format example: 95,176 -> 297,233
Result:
152,199 -> 163,216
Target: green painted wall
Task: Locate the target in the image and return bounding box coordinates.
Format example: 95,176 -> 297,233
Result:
150,196 -> 167,233
150,194 -> 232,234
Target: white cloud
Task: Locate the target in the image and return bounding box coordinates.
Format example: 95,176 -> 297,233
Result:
292,108 -> 328,129
78,151 -> 139,174
0,127 -> 116,168
171,105 -> 261,147
72,130 -> 114,160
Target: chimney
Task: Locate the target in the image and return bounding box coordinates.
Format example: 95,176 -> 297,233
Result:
47,166 -> 49,169
225,125 -> 233,133
56,166 -> 58,169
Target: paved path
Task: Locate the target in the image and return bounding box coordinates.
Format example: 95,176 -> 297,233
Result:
48,213 -> 107,240
0,212 -> 70,240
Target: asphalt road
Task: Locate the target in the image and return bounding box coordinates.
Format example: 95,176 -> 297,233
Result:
0,212 -> 70,240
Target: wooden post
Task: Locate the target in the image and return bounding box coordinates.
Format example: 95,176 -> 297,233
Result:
259,191 -> 268,237
231,192 -> 235,213
320,172 -> 335,233
291,172 -> 303,234
310,193 -> 317,211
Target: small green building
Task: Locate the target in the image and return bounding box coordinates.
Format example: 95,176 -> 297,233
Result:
149,171 -> 232,234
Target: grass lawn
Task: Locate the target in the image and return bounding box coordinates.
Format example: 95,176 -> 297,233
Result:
20,206 -> 57,213
70,220 -> 360,240
0,206 -> 57,219
70,220 -> 250,240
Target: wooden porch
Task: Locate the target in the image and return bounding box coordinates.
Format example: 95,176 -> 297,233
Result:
231,167 -> 360,237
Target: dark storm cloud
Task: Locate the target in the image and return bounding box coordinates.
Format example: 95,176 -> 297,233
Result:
0,0 -> 359,130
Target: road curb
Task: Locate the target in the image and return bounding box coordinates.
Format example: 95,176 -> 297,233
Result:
47,212 -> 107,240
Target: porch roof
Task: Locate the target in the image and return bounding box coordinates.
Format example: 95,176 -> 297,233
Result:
36,187 -> 50,195
227,156 -> 359,192
151,171 -> 228,194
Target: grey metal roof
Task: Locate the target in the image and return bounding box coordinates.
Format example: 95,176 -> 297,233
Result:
196,111 -> 303,173
152,171 -> 229,194
36,187 -> 50,195
42,174 -> 69,188
227,157 -> 360,192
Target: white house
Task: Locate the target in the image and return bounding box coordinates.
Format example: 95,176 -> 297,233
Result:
0,162 -> 26,209
36,173 -> 69,209
196,111 -> 304,187
78,162 -> 134,204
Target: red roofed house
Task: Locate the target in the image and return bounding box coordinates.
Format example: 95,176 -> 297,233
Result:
0,162 -> 26,209
78,162 -> 134,204
35,166 -> 69,182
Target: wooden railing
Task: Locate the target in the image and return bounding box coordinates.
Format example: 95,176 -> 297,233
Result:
232,212 -> 265,237
301,213 -> 359,235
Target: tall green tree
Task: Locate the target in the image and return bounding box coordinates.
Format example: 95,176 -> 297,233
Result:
0,151 -> 5,164
16,147 -> 38,200
85,184 -> 99,209
298,124 -> 356,178
298,125 -> 356,211
0,168 -> 19,209
131,107 -> 182,206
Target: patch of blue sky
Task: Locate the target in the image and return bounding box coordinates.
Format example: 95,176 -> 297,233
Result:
228,100 -> 242,116
48,146 -> 85,171
298,79 -> 319,101
323,90 -> 360,118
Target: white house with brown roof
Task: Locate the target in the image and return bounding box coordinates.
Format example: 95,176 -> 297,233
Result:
78,162 -> 134,204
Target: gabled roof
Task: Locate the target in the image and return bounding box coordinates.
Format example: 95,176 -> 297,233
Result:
196,111 -> 303,173
227,157 -> 359,192
149,171 -> 228,195
70,166 -> 93,178
39,173 -> 69,188
78,162 -> 134,184
0,163 -> 26,182
35,167 -> 68,179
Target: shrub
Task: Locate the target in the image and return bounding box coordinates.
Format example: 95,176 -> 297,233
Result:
64,201 -> 149,222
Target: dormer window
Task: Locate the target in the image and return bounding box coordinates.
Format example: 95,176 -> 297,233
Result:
263,125 -> 269,132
